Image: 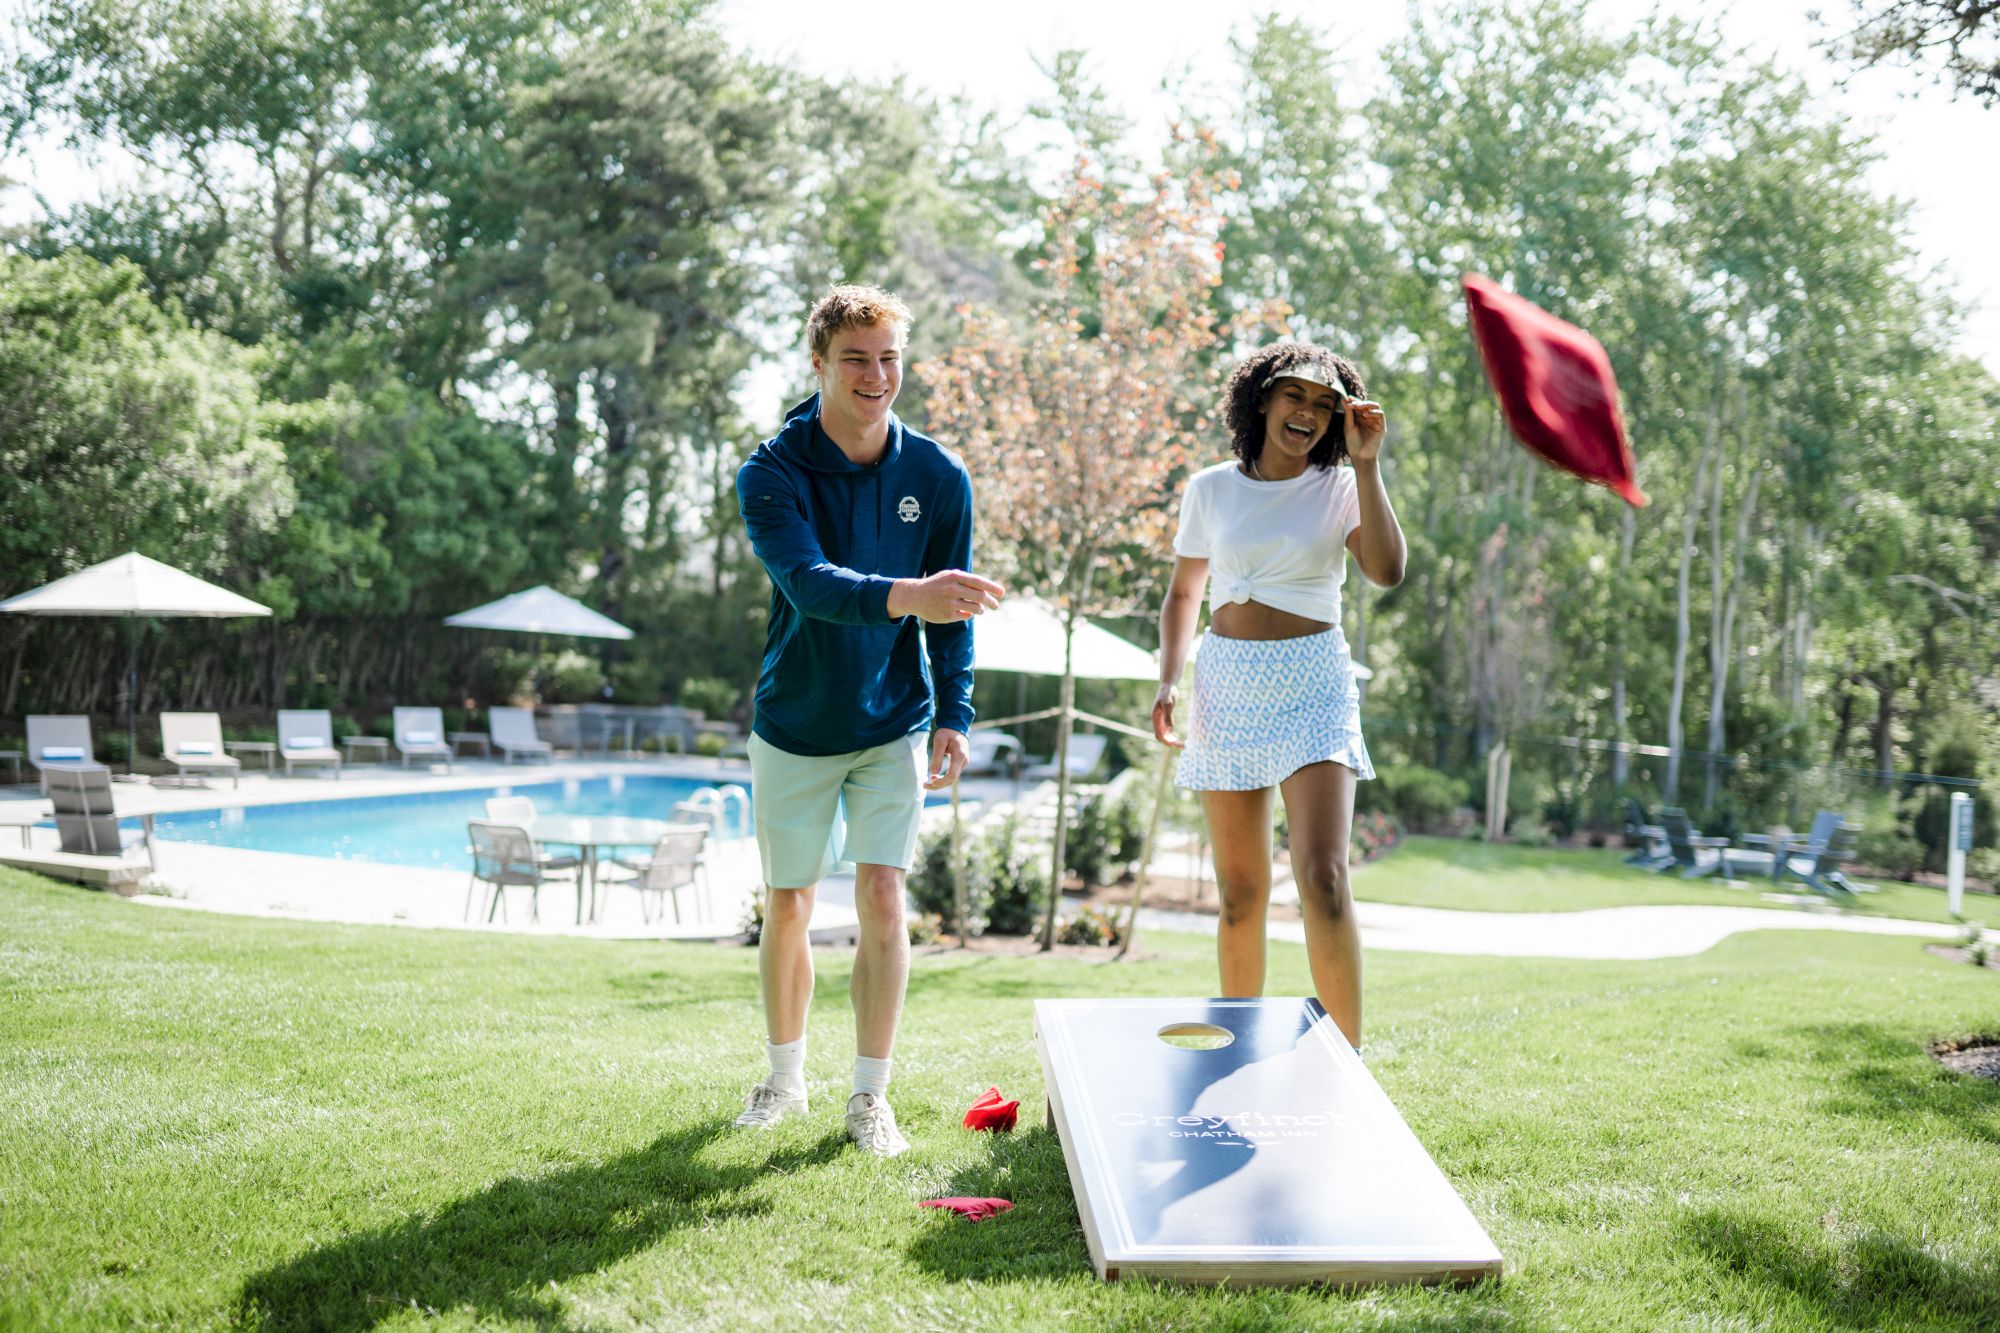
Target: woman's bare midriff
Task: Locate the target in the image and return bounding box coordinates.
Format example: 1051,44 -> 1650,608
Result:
1209,600 -> 1333,642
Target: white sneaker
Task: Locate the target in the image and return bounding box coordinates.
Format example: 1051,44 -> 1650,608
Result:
845,1092 -> 910,1157
734,1078 -> 807,1129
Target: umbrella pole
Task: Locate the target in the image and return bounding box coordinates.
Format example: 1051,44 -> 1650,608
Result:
127,614 -> 140,776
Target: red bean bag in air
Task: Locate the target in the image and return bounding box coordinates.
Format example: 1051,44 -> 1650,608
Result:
1462,274 -> 1646,507
962,1086 -> 1020,1133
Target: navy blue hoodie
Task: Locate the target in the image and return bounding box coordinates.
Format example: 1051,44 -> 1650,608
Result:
737,394 -> 975,756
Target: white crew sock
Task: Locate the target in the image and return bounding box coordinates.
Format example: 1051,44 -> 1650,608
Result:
852,1054 -> 892,1100
767,1038 -> 806,1092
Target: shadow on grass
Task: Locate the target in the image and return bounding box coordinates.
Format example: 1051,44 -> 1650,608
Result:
237,1117 -> 846,1331
1743,1022 -> 2000,1147
1679,1208 -> 2000,1329
904,1126 -> 1089,1283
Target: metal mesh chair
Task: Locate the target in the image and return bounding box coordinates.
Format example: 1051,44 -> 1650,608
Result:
607,825 -> 709,925
466,819 -> 577,924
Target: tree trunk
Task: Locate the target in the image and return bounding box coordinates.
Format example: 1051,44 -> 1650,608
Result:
1665,366 -> 1721,804
1039,562 -> 1094,951
1703,455 -> 1763,811
1610,503 -> 1636,790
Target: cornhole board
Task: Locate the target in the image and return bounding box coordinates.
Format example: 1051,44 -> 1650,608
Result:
1034,997 -> 1503,1287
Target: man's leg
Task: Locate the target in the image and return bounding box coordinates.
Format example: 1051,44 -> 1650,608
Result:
849,864 -> 908,1060
738,735 -> 842,1129
760,883 -> 818,1046
835,733 -> 927,1156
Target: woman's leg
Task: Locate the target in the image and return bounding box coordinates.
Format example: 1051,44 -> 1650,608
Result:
1278,760 -> 1362,1047
1201,787 -> 1276,997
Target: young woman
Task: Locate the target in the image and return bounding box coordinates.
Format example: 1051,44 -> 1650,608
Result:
1152,341 -> 1406,1048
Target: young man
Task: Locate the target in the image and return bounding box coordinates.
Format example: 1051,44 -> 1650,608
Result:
734,284 -> 1004,1156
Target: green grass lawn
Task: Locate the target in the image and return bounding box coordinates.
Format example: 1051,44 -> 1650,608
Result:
3,864 -> 1999,1331
1354,836 -> 2000,929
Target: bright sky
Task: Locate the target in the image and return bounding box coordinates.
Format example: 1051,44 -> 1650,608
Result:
5,0 -> 1994,375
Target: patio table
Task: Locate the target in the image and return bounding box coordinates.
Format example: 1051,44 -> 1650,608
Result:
224,741 -> 276,770
448,731 -> 492,758
530,814 -> 677,925
342,736 -> 390,765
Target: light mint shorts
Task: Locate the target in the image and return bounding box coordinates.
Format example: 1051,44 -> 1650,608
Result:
748,730 -> 928,888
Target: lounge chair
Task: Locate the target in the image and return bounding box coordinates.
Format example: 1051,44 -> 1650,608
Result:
276,710 -> 342,778
1023,732 -> 1109,782
159,712 -> 241,788
1780,820 -> 1865,897
605,824 -> 710,925
1656,807 -> 1727,878
26,715 -> 108,790
466,819 -> 577,924
1621,797 -> 1671,870
963,730 -> 1023,778
391,707 -> 454,771
490,707 -> 554,764
45,766 -> 147,860
1720,810 -> 1843,882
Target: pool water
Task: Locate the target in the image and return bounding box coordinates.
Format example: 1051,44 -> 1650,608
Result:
143,775 -> 751,869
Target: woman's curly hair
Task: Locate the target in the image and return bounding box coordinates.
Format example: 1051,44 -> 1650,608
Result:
1223,341 -> 1367,472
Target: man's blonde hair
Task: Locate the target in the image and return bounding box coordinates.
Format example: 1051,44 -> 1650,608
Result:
807,284 -> 913,359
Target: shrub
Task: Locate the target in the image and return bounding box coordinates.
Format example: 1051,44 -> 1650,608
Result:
1064,781 -> 1147,887
1056,905 -> 1123,948
981,813 -> 1050,936
1511,818 -> 1556,848
541,649 -> 603,703
610,659 -> 662,704
1349,810 -> 1402,863
1364,764 -> 1470,833
693,731 -> 726,758
907,912 -> 944,946
739,894 -> 764,947
679,675 -> 741,721
907,827 -> 987,936
1970,847 -> 2000,890
1856,821 -> 1924,882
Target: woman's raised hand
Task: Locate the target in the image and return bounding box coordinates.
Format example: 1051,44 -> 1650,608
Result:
1345,400 -> 1387,465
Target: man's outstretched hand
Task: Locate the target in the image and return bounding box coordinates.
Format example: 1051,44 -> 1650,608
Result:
888,570 -> 1004,624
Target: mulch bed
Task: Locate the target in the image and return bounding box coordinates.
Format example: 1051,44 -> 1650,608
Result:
1928,1036 -> 2000,1082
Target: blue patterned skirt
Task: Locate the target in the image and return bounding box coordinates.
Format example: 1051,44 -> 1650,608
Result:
1175,628 -> 1375,791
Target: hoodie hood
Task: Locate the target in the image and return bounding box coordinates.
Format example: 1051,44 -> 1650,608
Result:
769,393 -> 904,475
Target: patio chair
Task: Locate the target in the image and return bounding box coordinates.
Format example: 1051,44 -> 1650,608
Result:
481,794 -> 581,883
1023,732 -> 1109,782
1656,807 -> 1727,879
1780,820 -> 1865,897
1621,797 -> 1671,870
26,715 -> 108,790
45,766 -> 147,860
963,730 -> 1023,778
276,710 -> 342,778
489,706 -> 554,764
1720,810 -> 1843,882
605,824 -> 710,925
159,712 -> 241,788
391,707 -> 454,772
465,819 -> 578,924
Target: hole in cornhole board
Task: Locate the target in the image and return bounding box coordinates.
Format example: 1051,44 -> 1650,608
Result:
1158,1022 -> 1234,1051
1036,996 -> 1503,1288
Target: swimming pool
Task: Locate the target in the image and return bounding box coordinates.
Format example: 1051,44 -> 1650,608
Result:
143,775 -> 751,870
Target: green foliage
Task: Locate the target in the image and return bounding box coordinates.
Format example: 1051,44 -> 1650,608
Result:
537,652 -> 603,705
678,677 -> 741,722
1361,764 -> 1472,834
692,732 -> 727,759
906,911 -> 944,947
1055,905 -> 1124,948
1063,781 -> 1148,888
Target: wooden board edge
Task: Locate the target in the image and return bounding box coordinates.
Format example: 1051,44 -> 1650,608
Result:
1034,1017 -> 1114,1282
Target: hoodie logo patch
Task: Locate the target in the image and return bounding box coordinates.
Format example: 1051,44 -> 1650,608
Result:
897,496 -> 922,523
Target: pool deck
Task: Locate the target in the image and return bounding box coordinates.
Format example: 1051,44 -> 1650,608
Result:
0,755 -> 1017,944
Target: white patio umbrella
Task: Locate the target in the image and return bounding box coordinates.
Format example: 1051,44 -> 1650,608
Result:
444,585 -> 633,707
443,585 -> 634,640
972,596 -> 1159,681
0,552 -> 272,774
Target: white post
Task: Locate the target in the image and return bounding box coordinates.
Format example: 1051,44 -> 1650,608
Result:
1485,744 -> 1511,842
1947,791 -> 1972,918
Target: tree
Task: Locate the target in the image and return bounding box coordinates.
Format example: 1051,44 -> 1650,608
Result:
1819,1 -> 2000,104
924,137 -> 1238,950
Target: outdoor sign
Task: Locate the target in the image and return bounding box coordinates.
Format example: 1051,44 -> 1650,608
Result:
1034,997 -> 1504,1287
1949,792 -> 1973,916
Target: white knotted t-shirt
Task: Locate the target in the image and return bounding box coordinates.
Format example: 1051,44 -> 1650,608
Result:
1171,459 -> 1361,623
